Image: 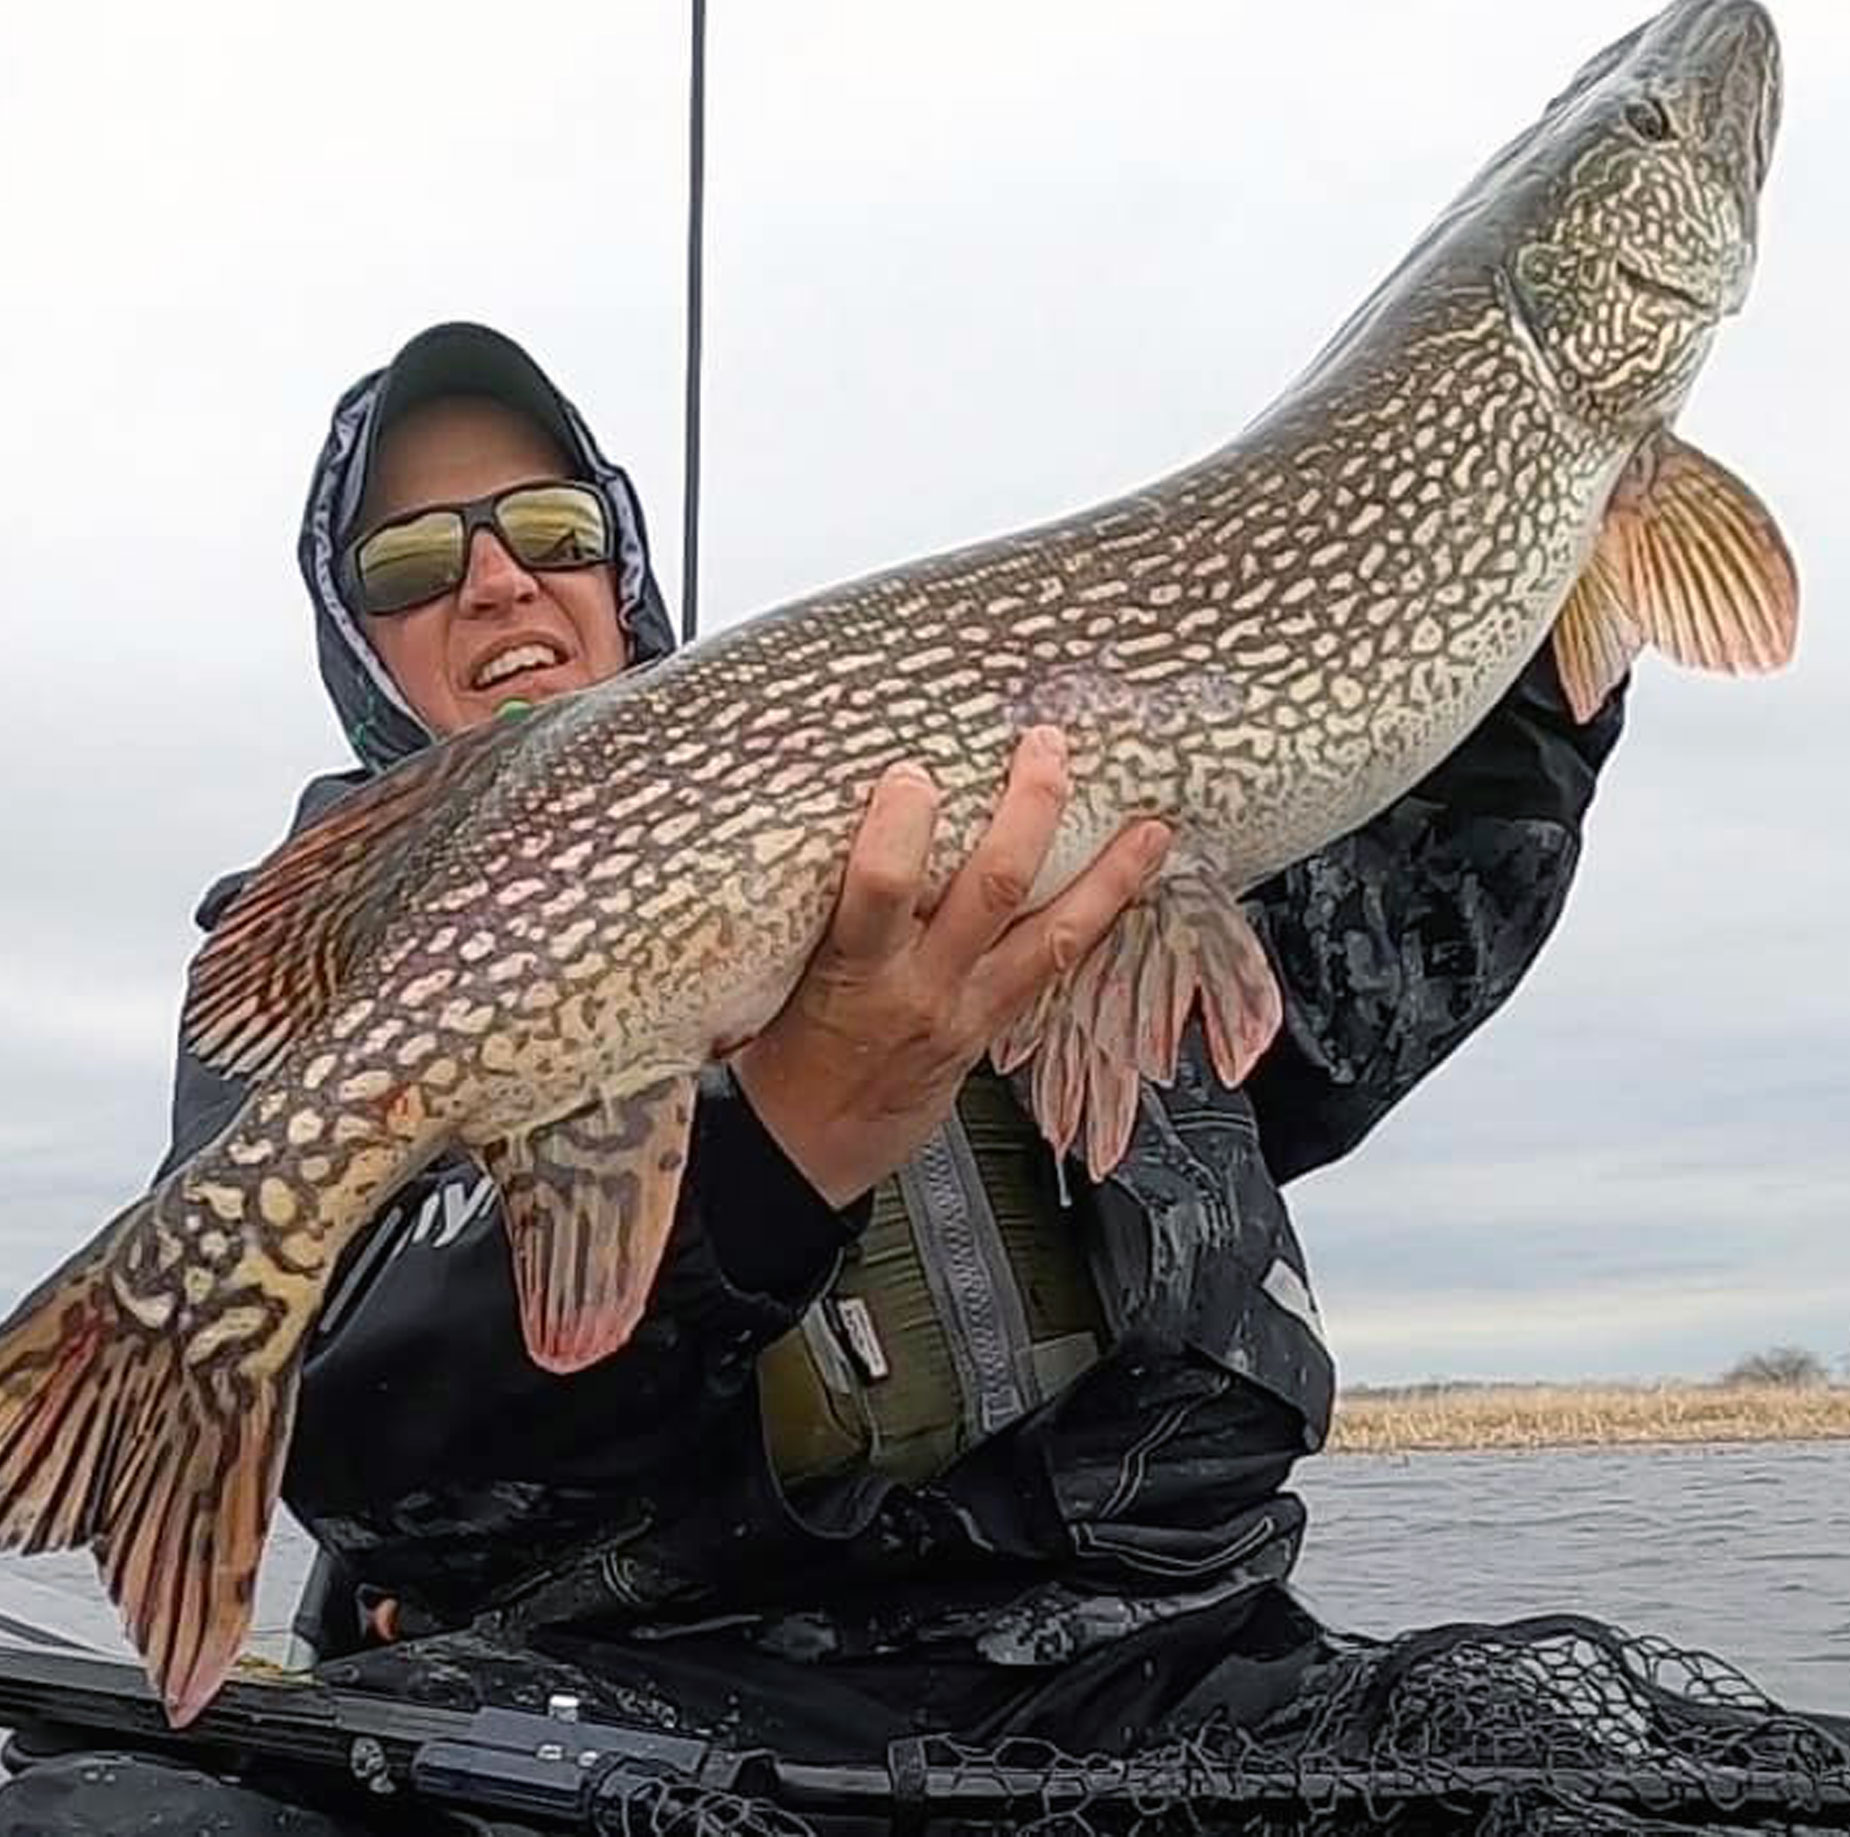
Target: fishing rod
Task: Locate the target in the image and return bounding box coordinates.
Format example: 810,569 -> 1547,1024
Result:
680,0 -> 707,646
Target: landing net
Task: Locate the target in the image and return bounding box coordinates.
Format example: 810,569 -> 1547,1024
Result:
589,1614 -> 1850,1836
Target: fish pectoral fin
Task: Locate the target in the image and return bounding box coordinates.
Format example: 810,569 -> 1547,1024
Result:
1555,431 -> 1799,724
182,716 -> 520,1080
0,1202 -> 297,1728
1615,433 -> 1800,675
485,1074 -> 697,1375
1552,546 -> 1643,723
992,877 -> 1284,1182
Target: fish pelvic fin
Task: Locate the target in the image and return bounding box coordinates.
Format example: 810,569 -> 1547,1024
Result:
1553,432 -> 1799,722
483,1073 -> 698,1374
0,1193 -> 299,1728
992,875 -> 1283,1181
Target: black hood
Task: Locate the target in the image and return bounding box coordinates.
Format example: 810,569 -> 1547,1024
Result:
297,321 -> 677,775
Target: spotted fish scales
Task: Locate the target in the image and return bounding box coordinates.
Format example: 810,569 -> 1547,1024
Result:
0,0 -> 1798,1727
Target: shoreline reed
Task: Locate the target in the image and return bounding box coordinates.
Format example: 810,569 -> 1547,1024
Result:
1328,1383 -> 1850,1454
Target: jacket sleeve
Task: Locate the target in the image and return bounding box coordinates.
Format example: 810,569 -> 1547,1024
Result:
1240,645 -> 1628,1186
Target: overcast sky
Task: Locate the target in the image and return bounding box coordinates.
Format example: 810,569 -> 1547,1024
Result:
0,0 -> 1843,1389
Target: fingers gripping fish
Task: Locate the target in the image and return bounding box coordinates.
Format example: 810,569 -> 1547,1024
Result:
0,0 -> 1799,1725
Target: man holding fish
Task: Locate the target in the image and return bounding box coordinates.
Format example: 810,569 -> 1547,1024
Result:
0,1 -> 1796,1828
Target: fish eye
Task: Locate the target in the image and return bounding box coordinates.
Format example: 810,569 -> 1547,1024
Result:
1625,97 -> 1674,142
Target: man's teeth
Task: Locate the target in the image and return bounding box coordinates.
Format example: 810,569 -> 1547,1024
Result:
474,643 -> 564,690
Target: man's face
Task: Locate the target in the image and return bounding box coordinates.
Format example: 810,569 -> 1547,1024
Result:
356,396 -> 630,736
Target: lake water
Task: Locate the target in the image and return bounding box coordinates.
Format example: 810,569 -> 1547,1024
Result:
2,1440 -> 1845,1713
1293,1439 -> 1850,1713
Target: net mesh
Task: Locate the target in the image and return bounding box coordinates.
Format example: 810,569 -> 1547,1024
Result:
588,1614 -> 1850,1836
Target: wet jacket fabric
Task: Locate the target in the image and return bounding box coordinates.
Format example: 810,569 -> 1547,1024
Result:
153,347 -> 1629,1754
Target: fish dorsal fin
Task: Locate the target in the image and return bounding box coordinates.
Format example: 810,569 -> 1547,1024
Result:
1552,433 -> 1799,722
183,718 -> 518,1079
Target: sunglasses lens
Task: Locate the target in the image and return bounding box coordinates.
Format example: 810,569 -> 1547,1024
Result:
350,484 -> 613,615
354,509 -> 466,614
498,484 -> 612,571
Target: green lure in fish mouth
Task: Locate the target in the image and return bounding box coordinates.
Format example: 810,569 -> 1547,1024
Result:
0,0 -> 1799,1732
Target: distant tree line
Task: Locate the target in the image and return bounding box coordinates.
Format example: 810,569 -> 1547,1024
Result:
1723,1345 -> 1830,1388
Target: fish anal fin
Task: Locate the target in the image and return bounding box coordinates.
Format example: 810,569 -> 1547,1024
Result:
182,717 -> 519,1081
485,1074 -> 697,1375
0,1198 -> 298,1727
1608,433 -> 1799,680
996,876 -> 1283,1182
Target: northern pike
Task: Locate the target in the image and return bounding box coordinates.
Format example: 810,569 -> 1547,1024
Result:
0,0 -> 1796,1725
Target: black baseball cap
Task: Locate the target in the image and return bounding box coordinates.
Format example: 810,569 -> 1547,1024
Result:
336,320 -> 596,544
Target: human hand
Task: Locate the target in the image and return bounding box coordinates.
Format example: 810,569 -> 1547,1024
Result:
731,727 -> 1172,1206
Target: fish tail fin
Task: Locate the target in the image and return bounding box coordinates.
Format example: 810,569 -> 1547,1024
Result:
0,1197 -> 298,1726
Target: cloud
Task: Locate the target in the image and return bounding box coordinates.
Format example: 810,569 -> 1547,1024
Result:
1319,1268 -> 1850,1387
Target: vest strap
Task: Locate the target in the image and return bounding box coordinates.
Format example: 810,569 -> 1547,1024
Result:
899,1116 -> 1037,1439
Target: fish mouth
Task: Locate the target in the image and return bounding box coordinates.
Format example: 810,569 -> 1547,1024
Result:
1615,259 -> 1720,315
1652,0 -> 1782,190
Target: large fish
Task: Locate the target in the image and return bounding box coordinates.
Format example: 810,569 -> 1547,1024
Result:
0,0 -> 1796,1724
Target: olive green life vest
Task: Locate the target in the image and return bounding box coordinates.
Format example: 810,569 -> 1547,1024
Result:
759,1070 -> 1108,1487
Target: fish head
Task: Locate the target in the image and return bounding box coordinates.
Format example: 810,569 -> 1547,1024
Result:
1505,0 -> 1781,432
